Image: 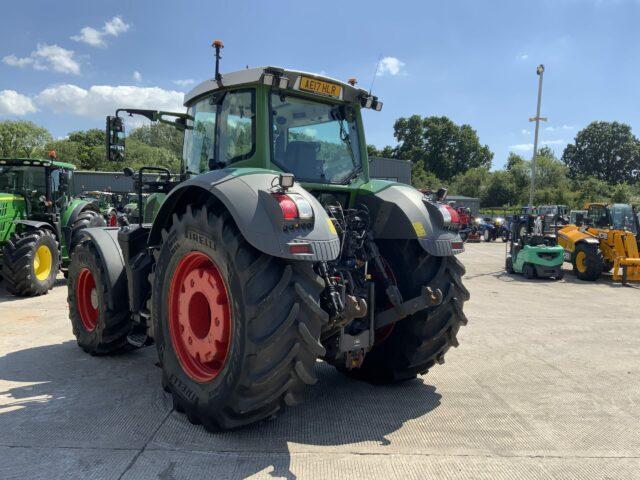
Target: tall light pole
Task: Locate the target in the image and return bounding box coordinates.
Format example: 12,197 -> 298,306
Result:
528,64 -> 547,208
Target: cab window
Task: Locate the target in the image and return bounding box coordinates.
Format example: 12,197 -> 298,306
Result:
216,90 -> 255,165
588,205 -> 608,227
182,89 -> 255,175
183,97 -> 217,174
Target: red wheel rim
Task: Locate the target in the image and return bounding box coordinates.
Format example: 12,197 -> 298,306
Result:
169,251 -> 232,383
76,268 -> 99,332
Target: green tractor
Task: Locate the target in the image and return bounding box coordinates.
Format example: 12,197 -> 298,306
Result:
81,190 -> 122,226
67,44 -> 469,430
0,156 -> 104,296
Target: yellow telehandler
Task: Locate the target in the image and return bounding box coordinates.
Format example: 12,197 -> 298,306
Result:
558,203 -> 640,283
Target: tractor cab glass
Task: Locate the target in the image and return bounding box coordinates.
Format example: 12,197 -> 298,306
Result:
587,205 -> 609,228
270,94 -> 362,184
0,165 -> 47,196
183,90 -> 256,175
609,204 -> 638,234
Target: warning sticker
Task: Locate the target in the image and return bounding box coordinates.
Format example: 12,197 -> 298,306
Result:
412,221 -> 426,238
327,218 -> 337,235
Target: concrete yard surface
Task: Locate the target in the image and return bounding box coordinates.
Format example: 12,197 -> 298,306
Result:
0,242 -> 639,479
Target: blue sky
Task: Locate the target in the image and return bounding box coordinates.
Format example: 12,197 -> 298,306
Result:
1,0 -> 638,169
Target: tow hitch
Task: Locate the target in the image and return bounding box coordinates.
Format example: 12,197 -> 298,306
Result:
374,286 -> 443,329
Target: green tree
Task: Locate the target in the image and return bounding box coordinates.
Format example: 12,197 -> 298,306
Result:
411,160 -> 445,190
562,121 -> 640,183
481,170 -> 517,207
129,122 -> 184,158
0,120 -> 52,158
449,167 -> 490,199
393,115 -> 493,181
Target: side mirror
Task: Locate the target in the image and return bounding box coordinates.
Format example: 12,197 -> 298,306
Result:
106,116 -> 126,162
123,167 -> 134,177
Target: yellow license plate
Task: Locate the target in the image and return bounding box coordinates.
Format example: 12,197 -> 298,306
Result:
299,76 -> 342,98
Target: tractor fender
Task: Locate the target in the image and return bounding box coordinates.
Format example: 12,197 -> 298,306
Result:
62,199 -> 99,229
148,169 -> 341,261
358,184 -> 463,256
13,219 -> 57,236
78,227 -> 127,310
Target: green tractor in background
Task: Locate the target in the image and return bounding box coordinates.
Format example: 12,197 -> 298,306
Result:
67,43 -> 469,430
80,190 -> 122,226
0,155 -> 104,296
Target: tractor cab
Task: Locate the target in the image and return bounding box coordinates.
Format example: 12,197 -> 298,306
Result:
0,156 -> 74,222
585,203 -> 638,234
107,65 -> 383,213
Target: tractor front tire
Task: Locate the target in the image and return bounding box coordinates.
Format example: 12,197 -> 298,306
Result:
572,243 -> 602,281
67,239 -> 133,354
343,239 -> 469,384
70,209 -> 105,251
151,206 -> 326,430
2,229 -> 59,296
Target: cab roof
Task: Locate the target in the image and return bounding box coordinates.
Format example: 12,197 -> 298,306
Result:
184,66 -> 381,109
0,157 -> 76,170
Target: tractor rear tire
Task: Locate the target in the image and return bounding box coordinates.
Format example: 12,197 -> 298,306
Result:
572,243 -> 602,281
2,229 -> 59,296
67,239 -> 133,354
151,206 -> 327,430
341,239 -> 469,384
70,209 -> 105,251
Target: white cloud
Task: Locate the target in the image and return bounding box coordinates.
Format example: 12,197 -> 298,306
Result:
377,56 -> 406,76
517,54 -> 529,60
173,79 -> 195,87
546,124 -> 575,132
0,90 -> 37,115
509,139 -> 567,152
3,44 -> 80,74
521,129 -> 531,135
35,84 -> 185,118
104,16 -> 129,36
2,54 -> 34,68
71,16 -> 130,48
133,71 -> 142,83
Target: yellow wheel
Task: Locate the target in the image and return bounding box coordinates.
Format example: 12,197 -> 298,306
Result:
571,244 -> 602,281
33,245 -> 53,281
575,251 -> 587,274
2,228 -> 59,296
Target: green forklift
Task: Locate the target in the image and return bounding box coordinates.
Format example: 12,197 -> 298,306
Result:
0,154 -> 104,296
505,213 -> 564,279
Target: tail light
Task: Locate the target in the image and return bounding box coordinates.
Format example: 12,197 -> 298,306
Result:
274,194 -> 298,219
273,193 -> 313,221
439,204 -> 460,226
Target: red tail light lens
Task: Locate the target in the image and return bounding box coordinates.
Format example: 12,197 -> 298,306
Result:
273,194 -> 299,220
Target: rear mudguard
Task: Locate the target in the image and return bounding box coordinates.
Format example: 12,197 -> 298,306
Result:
148,169 -> 340,261
358,184 -> 463,256
76,227 -> 128,311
